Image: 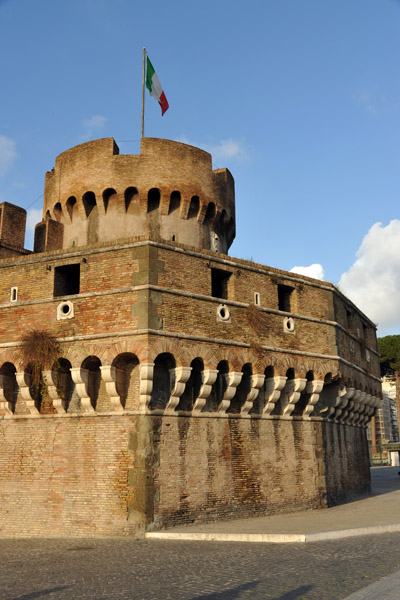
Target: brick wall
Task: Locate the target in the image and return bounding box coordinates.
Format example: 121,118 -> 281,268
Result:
0,413 -> 371,537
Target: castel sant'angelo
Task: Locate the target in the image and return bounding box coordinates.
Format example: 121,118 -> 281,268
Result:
0,136 -> 382,537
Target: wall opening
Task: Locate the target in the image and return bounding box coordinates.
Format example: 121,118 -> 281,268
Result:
187,196 -> 200,219
54,264 -> 80,297
147,188 -> 160,213
177,357 -> 203,411
66,197 -> 77,222
169,191 -> 181,214
81,355 -> 101,410
103,188 -> 117,213
82,191 -> 96,217
211,268 -> 232,299
53,203 -> 62,222
204,202 -> 216,226
125,187 -> 138,212
150,353 -> 175,410
278,284 -> 294,312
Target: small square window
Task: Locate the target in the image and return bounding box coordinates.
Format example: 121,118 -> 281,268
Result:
54,264 -> 80,297
278,284 -> 294,312
211,268 -> 232,299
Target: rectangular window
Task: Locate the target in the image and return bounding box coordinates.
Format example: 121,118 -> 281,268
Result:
54,264 -> 80,297
211,268 -> 232,299
254,292 -> 261,305
278,284 -> 294,312
10,287 -> 18,302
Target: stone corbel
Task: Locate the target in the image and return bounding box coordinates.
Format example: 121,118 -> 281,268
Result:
138,363 -> 154,411
42,369 -> 66,414
262,376 -> 287,415
302,380 -> 324,419
349,391 -> 366,424
70,367 -> 95,413
166,366 -> 192,411
334,387 -> 355,422
342,389 -> 361,423
365,395 -> 383,424
192,369 -> 218,413
354,392 -> 370,425
100,366 -> 124,413
281,378 -> 307,417
218,372 -> 243,414
15,372 -> 39,416
352,392 -> 367,425
241,374 -> 265,414
0,374 -> 13,415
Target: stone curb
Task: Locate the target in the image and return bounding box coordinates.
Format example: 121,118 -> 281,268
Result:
145,522 -> 400,544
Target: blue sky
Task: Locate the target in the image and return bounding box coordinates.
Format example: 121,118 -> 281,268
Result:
1,0 -> 400,336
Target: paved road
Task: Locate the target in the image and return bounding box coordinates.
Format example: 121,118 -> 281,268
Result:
1,532 -> 400,600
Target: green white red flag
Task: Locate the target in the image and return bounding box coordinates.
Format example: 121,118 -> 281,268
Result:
145,56 -> 169,116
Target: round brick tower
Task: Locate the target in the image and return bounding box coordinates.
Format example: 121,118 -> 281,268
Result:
41,137 -> 236,253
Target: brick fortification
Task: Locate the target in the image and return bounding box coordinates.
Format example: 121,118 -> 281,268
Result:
0,138 -> 381,537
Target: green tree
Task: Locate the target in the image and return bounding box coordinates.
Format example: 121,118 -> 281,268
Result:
378,335 -> 400,376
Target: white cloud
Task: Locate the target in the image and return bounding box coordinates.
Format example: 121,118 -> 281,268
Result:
178,135 -> 249,163
0,134 -> 17,177
290,264 -> 325,281
26,208 -> 43,232
81,115 -> 107,138
339,220 -> 400,332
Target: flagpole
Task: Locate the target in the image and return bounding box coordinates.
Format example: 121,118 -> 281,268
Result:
141,47 -> 146,139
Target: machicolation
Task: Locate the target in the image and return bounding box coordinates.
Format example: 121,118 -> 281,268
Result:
0,137 -> 382,537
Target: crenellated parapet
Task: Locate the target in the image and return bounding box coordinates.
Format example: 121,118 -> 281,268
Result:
38,137 -> 235,253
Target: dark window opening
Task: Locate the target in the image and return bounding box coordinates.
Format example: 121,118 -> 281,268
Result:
147,188 -> 160,212
82,191 -> 96,217
346,308 -> 353,329
211,268 -> 232,299
278,284 -> 294,312
54,264 -> 80,297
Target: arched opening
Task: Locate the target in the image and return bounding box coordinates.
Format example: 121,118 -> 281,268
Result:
271,367 -> 294,415
168,191 -> 181,214
176,357 -> 203,412
147,188 -> 160,213
45,210 -> 51,220
125,187 -> 138,212
26,362 -> 44,412
229,363 -> 252,413
206,360 -> 229,412
53,202 -> 62,222
150,353 -> 176,410
81,355 -> 101,410
112,353 -> 140,410
293,370 -> 314,416
82,191 -> 97,217
103,188 -> 117,213
187,196 -> 200,219
203,202 -> 216,226
313,373 -> 339,418
66,196 -> 77,222
0,362 -> 17,413
53,358 -> 73,412
252,365 -> 274,414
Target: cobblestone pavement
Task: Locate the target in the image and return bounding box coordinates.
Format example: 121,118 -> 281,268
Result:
1,532 -> 400,600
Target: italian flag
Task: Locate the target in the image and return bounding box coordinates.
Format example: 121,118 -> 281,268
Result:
146,56 -> 169,116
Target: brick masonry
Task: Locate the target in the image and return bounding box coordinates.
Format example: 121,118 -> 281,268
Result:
0,137 -> 382,537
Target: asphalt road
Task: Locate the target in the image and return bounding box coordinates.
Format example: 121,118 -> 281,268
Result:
1,532 -> 400,599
